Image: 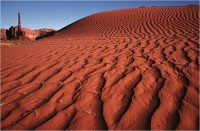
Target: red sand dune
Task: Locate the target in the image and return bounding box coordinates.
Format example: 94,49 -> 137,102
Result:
1,5 -> 199,130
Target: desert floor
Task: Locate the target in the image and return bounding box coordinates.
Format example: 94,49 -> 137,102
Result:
1,5 -> 199,130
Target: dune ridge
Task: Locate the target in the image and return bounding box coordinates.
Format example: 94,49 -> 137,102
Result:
1,5 -> 199,130
59,6 -> 199,37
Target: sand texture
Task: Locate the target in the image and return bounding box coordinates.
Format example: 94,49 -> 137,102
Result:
1,5 -> 199,130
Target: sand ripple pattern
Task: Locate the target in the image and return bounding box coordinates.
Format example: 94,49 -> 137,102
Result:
1,5 -> 199,130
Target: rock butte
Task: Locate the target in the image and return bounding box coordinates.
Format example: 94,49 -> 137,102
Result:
1,5 -> 199,130
1,12 -> 56,41
1,27 -> 56,41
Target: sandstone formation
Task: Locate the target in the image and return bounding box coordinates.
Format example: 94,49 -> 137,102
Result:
0,28 -> 7,40
0,27 -> 56,41
1,12 -> 56,41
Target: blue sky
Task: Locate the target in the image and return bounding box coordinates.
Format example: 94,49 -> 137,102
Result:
1,1 -> 199,30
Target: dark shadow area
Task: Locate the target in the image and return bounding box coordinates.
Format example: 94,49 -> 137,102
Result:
6,29 -> 13,39
35,30 -> 56,40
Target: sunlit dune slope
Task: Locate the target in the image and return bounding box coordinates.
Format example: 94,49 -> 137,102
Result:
58,5 -> 199,37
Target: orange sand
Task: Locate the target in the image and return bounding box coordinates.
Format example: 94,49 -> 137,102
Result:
1,5 -> 199,130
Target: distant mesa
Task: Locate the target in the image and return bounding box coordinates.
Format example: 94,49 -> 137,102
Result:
0,12 -> 56,41
187,4 -> 199,6
139,5 -> 148,8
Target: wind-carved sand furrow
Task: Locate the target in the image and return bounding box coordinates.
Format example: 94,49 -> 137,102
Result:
148,16 -> 161,35
151,62 -> 189,130
102,68 -> 142,130
1,103 -> 20,122
146,19 -> 156,35
30,64 -> 63,84
1,64 -> 30,76
141,19 -> 154,36
24,54 -> 57,67
1,106 -> 29,130
176,97 -> 199,130
62,62 -> 106,86
1,61 -> 64,95
1,83 -> 42,105
2,82 -> 65,130
1,63 -> 26,77
103,67 -> 125,90
186,10 -> 199,29
1,66 -> 35,84
0,62 -> 66,103
11,80 -> 80,130
168,49 -> 190,67
176,59 -> 199,130
45,69 -> 72,84
115,67 -> 164,130
14,51 -> 49,65
35,105 -> 77,130
67,74 -> 108,130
